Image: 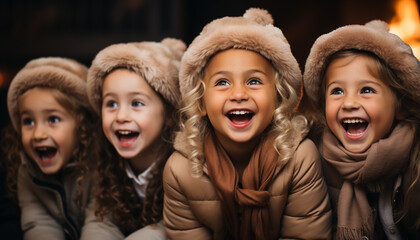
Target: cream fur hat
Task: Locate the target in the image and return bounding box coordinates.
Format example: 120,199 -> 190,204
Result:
87,38 -> 186,114
179,8 -> 302,109
304,20 -> 420,109
7,57 -> 89,131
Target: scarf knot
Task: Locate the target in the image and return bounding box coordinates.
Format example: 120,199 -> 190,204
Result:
205,130 -> 278,240
322,122 -> 414,239
236,188 -> 270,207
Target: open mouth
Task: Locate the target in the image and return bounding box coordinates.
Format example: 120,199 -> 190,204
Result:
341,118 -> 368,136
227,110 -> 254,124
35,147 -> 57,162
116,130 -> 139,142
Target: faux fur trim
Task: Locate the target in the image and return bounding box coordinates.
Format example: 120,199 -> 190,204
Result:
304,20 -> 420,108
7,57 -> 88,131
87,38 -> 186,115
179,8 -> 302,111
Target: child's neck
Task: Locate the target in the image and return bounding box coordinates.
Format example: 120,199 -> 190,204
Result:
128,144 -> 161,175
222,138 -> 259,179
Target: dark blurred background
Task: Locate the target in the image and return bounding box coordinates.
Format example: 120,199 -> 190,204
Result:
1,0 -> 418,130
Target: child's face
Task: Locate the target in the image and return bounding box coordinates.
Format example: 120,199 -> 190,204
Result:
201,48 -> 277,150
19,88 -> 77,174
325,56 -> 398,153
102,69 -> 166,161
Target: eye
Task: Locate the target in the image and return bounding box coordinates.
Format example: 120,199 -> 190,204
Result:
215,79 -> 229,86
330,87 -> 344,95
248,78 -> 262,85
105,100 -> 117,108
132,100 -> 144,107
22,117 -> 34,126
48,116 -> 60,124
361,87 -> 375,94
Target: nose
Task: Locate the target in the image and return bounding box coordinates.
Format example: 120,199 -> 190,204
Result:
33,124 -> 47,141
116,105 -> 131,123
229,83 -> 249,102
342,93 -> 360,110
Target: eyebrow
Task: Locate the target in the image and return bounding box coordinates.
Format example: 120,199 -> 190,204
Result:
326,79 -> 383,88
20,109 -> 61,116
207,69 -> 268,79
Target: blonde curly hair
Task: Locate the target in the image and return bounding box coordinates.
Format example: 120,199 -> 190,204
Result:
180,68 -> 309,177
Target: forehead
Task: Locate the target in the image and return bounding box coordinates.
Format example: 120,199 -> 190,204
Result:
204,48 -> 274,73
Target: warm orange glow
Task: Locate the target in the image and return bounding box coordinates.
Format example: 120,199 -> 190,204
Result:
0,72 -> 4,88
389,0 -> 420,59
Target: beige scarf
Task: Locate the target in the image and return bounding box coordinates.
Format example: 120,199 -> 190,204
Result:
204,130 -> 280,240
321,122 -> 414,239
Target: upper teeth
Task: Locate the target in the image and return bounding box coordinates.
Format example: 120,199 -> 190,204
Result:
343,119 -> 366,124
118,130 -> 132,135
229,110 -> 250,115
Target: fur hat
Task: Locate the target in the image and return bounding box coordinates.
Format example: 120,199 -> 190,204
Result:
87,38 -> 186,114
304,20 -> 420,109
179,8 -> 302,109
7,57 -> 89,131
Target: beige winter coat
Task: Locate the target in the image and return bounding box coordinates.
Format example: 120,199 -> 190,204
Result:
163,136 -> 332,240
17,153 -> 91,240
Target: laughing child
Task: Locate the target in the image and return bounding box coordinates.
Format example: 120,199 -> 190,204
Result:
163,8 -> 331,239
304,20 -> 420,239
6,57 -> 97,239
82,38 -> 185,239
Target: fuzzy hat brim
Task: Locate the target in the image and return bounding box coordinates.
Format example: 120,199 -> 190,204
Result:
87,38 -> 186,115
7,57 -> 88,131
179,8 -> 302,109
304,20 -> 420,109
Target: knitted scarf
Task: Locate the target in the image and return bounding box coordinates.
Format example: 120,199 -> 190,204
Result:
321,122 -> 414,239
204,130 -> 279,240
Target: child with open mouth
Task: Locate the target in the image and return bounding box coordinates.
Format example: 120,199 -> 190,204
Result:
83,38 -> 185,239
304,20 -> 420,239
6,57 -> 97,239
163,8 -> 332,240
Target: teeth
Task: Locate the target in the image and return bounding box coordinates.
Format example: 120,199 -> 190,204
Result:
343,119 -> 366,124
118,130 -> 132,135
229,110 -> 250,115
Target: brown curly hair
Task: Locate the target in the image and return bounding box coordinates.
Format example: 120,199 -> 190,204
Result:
93,100 -> 176,235
1,87 -> 98,207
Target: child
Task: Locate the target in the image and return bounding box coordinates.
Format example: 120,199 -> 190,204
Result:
304,20 -> 420,239
6,57 -> 97,239
163,8 -> 331,239
82,38 -> 185,239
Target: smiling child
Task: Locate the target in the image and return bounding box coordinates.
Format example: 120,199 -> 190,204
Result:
304,20 -> 420,239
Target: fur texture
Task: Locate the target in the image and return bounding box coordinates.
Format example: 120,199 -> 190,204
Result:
179,8 -> 302,111
304,20 -> 420,108
87,38 -> 186,114
7,57 -> 88,131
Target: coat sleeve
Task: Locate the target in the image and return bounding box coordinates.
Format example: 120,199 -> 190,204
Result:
163,152 -> 212,240
80,198 -> 124,240
279,139 -> 332,239
125,221 -> 166,240
17,166 -> 65,240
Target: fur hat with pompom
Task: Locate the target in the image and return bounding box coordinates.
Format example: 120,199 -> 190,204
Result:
7,57 -> 89,132
304,20 -> 420,109
180,8 -> 302,111
87,38 -> 186,114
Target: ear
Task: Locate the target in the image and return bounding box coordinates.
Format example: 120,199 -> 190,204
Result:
395,99 -> 405,120
200,103 -> 207,117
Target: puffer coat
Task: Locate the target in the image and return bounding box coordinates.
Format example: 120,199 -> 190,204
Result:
17,153 -> 91,240
163,135 -> 332,240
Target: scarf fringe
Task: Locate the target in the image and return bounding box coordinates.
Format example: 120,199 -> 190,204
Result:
336,213 -> 374,240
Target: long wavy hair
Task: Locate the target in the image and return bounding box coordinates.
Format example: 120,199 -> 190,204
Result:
320,49 -> 420,228
180,60 -> 309,178
93,97 -> 176,235
1,87 -> 97,207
